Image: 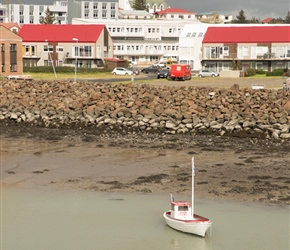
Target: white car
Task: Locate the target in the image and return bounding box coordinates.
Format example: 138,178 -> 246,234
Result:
112,67 -> 133,75
198,70 -> 219,77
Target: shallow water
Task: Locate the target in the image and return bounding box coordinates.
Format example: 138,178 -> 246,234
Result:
1,188 -> 289,250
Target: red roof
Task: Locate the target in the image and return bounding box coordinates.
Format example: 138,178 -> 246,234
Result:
155,8 -> 195,15
203,26 -> 290,43
18,24 -> 105,43
261,17 -> 273,23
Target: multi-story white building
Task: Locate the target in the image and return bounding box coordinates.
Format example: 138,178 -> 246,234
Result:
0,1 -> 67,24
73,17 -> 201,64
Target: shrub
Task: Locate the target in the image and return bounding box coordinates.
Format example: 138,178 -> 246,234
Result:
255,69 -> 265,74
265,68 -> 285,76
245,68 -> 256,77
23,66 -> 111,74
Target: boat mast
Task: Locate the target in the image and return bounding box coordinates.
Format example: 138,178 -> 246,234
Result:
191,157 -> 195,218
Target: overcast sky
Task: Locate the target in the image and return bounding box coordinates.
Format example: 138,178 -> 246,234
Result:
5,0 -> 290,19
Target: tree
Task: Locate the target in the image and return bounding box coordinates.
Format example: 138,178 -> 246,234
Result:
132,0 -> 147,11
231,9 -> 248,23
248,17 -> 260,23
39,7 -> 55,24
285,12 -> 290,24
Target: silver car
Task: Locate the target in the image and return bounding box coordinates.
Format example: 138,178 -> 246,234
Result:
112,67 -> 133,75
198,70 -> 219,77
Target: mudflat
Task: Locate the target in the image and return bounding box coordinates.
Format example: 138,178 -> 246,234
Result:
1,124 -> 289,205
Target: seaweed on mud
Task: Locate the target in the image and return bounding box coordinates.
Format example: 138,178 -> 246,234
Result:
132,174 -> 169,185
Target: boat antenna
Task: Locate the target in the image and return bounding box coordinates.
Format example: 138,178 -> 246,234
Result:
191,157 -> 195,218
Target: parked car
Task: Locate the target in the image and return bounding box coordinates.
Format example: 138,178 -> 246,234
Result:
128,60 -> 137,67
154,62 -> 166,68
198,70 -> 219,77
112,67 -> 133,75
128,67 -> 140,75
141,65 -> 161,74
157,69 -> 170,79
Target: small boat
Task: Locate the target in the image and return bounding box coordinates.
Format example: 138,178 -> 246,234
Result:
163,157 -> 212,237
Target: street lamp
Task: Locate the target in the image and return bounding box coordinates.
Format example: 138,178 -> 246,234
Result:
45,39 -> 57,78
72,38 -> 78,82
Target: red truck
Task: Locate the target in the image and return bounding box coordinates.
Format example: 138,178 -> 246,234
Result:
169,64 -> 191,81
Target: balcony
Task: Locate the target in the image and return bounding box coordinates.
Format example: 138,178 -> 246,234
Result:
203,52 -> 290,60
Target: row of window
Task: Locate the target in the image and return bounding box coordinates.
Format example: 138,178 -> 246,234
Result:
186,32 -> 204,37
114,45 -> 179,51
1,64 -> 17,72
84,10 -> 115,18
84,2 -> 116,10
1,43 -> 17,52
108,27 -> 182,33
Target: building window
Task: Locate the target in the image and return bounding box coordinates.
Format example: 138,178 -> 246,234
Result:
10,64 -> 17,72
111,11 -> 115,18
10,44 -> 17,52
186,32 -> 191,37
84,2 -> 89,9
29,17 -> 34,23
1,43 -> 4,52
93,11 -> 98,18
102,3 -> 107,9
191,32 -> 196,37
223,47 -> 229,56
56,46 -> 63,52
1,64 -> 5,72
111,3 -> 116,9
93,3 -> 98,9
84,10 -> 89,17
44,45 -> 53,52
19,10 -> 23,15
198,32 -> 203,37
19,18 -> 24,24
78,46 -> 92,57
102,10 -> 107,18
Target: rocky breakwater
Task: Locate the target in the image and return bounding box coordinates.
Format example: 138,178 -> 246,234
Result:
0,80 -> 290,140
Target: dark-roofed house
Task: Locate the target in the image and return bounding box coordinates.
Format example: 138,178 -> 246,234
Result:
0,25 -> 23,76
201,25 -> 290,72
18,24 -> 114,68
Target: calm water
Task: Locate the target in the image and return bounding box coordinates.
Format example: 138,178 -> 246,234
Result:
0,188 -> 289,250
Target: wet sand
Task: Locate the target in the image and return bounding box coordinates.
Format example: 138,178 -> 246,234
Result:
1,125 -> 289,205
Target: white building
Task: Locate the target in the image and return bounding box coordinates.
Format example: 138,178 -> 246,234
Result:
73,17 -> 201,65
0,1 -> 67,24
178,24 -> 209,71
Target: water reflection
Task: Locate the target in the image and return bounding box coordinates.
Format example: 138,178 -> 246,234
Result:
164,226 -> 211,250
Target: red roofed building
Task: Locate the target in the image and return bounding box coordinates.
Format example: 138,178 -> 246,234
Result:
18,24 -> 113,68
154,8 -> 197,21
261,17 -> 273,24
201,25 -> 290,73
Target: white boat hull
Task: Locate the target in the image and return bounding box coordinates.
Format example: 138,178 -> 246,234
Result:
163,211 -> 212,237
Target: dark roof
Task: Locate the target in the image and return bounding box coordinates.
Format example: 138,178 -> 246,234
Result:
203,26 -> 290,43
18,24 -> 105,43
